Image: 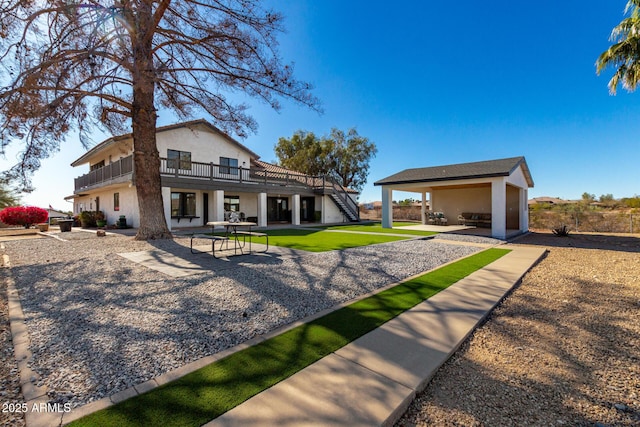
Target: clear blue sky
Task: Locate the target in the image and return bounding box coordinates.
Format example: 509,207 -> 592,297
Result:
3,0 -> 639,210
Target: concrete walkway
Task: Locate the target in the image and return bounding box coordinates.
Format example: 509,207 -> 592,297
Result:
206,244 -> 546,427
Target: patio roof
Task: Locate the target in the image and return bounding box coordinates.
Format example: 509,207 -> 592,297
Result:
374,156 -> 534,188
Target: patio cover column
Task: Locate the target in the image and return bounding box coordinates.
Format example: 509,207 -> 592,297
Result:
162,187 -> 172,231
421,191 -> 427,225
381,186 -> 393,229
212,190 -> 224,221
491,179 -> 507,239
257,192 -> 267,227
291,194 -> 300,226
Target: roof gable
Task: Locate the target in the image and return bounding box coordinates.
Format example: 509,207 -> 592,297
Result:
374,156 -> 534,188
71,119 -> 259,166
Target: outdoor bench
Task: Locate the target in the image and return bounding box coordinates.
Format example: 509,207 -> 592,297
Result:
190,234 -> 229,258
232,231 -> 269,253
458,212 -> 492,227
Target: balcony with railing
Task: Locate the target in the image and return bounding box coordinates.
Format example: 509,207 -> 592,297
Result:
74,156 -> 359,220
74,155 -> 134,192
157,157 -> 327,189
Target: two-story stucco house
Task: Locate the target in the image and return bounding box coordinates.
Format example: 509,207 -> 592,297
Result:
68,119 -> 359,230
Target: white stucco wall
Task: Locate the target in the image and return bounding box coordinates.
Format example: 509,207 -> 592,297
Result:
323,195 -> 348,223
82,140 -> 133,170
506,166 -> 530,189
79,123 -> 255,172
431,186 -> 492,224
156,126 -> 253,168
73,186 -> 139,227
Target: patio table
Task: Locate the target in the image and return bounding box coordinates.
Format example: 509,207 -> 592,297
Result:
205,221 -> 267,256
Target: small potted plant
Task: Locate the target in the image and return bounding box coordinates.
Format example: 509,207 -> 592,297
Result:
95,211 -> 106,228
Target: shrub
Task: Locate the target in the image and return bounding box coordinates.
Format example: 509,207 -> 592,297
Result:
552,224 -> 570,237
79,211 -> 96,228
0,206 -> 48,228
78,211 -> 106,228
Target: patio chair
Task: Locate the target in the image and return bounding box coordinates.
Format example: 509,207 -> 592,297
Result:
434,212 -> 447,225
426,211 -> 437,225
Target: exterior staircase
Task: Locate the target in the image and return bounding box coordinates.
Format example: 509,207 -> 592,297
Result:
317,175 -> 359,222
329,192 -> 359,221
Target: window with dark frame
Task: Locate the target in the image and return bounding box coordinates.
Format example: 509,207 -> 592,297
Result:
224,195 -> 240,212
171,192 -> 196,217
90,160 -> 105,171
220,157 -> 239,175
114,192 -> 120,211
167,149 -> 192,170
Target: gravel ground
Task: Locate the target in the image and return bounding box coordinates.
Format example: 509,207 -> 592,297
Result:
0,230 -> 484,420
433,233 -> 505,246
0,255 -> 24,427
398,231 -> 640,427
2,230 -> 638,427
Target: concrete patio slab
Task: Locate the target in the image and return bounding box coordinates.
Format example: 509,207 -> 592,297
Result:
118,248 -> 210,277
118,242 -> 300,277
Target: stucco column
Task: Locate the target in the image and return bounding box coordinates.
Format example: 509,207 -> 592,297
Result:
161,186 -> 172,231
257,192 -> 267,227
381,187 -> 393,229
520,188 -> 529,232
212,190 -> 224,221
491,179 -> 507,239
421,191 -> 427,225
291,194 -> 300,226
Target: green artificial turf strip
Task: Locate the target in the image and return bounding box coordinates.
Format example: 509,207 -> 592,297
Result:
69,248 -> 510,427
317,222 -> 437,236
262,228 -> 409,251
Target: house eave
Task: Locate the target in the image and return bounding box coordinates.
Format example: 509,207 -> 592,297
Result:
70,119 -> 261,167
374,172 -> 511,187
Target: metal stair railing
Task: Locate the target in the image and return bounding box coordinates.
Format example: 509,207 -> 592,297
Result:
321,176 -> 359,221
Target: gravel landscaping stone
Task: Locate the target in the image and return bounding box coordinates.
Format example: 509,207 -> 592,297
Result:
397,231 -> 640,427
0,231 -> 485,413
433,233 -> 504,245
5,230 -> 635,427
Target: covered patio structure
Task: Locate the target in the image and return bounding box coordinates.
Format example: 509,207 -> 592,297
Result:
374,157 -> 534,239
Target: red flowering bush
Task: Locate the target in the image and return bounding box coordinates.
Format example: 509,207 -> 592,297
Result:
0,206 -> 48,228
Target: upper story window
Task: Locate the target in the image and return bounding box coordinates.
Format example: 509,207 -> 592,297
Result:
168,149 -> 192,170
90,160 -> 105,171
220,157 -> 238,175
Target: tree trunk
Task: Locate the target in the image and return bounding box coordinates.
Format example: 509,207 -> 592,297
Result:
131,2 -> 172,240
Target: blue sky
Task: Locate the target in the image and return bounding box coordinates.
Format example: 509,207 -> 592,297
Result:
4,0 -> 639,209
